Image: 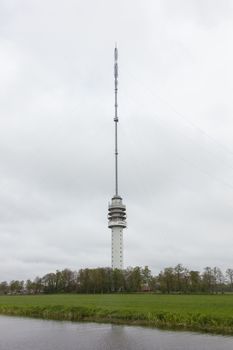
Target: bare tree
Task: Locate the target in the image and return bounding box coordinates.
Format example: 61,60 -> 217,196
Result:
226,268 -> 233,292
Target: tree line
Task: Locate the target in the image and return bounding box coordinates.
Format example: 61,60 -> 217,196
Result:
1,264 -> 233,295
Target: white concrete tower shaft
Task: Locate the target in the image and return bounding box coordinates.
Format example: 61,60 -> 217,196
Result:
108,46 -> 127,270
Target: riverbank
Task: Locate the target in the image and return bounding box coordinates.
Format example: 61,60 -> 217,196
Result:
0,294 -> 233,335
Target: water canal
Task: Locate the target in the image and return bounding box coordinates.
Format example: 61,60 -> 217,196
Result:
0,315 -> 233,350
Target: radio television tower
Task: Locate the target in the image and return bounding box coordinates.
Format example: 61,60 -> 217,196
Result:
108,46 -> 127,269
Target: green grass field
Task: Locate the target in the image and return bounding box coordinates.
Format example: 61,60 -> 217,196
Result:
0,294 -> 233,334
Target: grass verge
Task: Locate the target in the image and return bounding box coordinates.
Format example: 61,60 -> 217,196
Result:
0,294 -> 233,335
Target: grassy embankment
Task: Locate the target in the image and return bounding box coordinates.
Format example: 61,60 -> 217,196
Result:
0,294 -> 233,335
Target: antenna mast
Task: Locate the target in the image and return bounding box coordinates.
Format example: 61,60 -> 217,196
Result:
108,45 -> 127,270
114,45 -> 119,196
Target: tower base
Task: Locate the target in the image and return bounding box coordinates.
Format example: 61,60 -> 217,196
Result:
111,226 -> 123,269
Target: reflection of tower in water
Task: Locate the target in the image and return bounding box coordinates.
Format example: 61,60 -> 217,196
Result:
102,324 -> 134,349
108,46 -> 127,269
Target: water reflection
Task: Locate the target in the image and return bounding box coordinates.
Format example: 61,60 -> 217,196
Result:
0,315 -> 233,350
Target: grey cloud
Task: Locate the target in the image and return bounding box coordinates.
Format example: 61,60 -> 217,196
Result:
0,0 -> 233,281
162,0 -> 233,26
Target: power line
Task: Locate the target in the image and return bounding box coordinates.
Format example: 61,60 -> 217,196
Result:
122,90 -> 233,195
126,71 -> 233,158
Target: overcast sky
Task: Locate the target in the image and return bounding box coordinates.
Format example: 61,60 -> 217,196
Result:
1,0 -> 233,281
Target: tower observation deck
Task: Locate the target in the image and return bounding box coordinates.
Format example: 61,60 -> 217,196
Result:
108,46 -> 127,270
